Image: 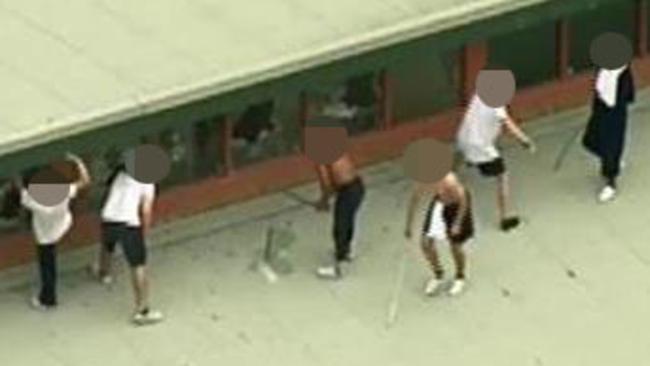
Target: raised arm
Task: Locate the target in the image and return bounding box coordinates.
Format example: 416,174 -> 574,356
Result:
66,153 -> 91,189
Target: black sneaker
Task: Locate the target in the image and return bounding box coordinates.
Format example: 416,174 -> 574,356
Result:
500,217 -> 521,232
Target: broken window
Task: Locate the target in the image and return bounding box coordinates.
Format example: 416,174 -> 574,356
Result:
232,97 -> 301,167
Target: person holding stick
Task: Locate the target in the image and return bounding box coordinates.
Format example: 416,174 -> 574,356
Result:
304,99 -> 365,280
582,33 -> 635,203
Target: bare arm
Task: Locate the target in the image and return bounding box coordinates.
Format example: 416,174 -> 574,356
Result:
404,184 -> 423,239
140,194 -> 154,234
503,116 -> 535,151
66,153 -> 91,189
316,165 -> 333,209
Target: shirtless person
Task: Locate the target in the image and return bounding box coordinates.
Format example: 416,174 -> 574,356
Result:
404,172 -> 474,296
304,110 -> 365,280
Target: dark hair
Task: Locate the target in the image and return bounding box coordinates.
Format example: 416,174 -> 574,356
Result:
105,164 -> 125,187
100,164 -> 125,207
28,167 -> 69,185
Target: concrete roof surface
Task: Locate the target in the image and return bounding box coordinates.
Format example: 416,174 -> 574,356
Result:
0,0 -> 547,156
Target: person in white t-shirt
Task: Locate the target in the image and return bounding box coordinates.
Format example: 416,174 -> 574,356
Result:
90,164 -> 163,326
19,154 -> 90,309
457,94 -> 536,231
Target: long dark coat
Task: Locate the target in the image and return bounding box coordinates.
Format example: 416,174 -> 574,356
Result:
583,67 -> 635,165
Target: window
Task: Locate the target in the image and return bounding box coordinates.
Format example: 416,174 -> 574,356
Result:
569,0 -> 636,73
158,128 -> 191,188
303,72 -> 381,136
389,47 -> 460,123
232,95 -> 302,168
0,179 -> 23,234
341,73 -> 379,135
191,118 -> 223,179
488,21 -> 557,88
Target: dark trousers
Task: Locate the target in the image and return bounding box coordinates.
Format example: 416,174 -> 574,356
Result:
600,115 -> 626,187
36,245 -> 57,306
584,103 -> 628,188
601,155 -> 621,187
333,178 -> 365,262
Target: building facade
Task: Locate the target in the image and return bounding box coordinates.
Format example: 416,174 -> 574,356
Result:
1,0 -> 648,269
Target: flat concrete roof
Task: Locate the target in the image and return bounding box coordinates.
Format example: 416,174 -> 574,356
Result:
0,0 -> 549,156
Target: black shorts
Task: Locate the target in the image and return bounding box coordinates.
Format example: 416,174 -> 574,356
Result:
422,194 -> 475,245
476,158 -> 506,177
101,222 -> 147,267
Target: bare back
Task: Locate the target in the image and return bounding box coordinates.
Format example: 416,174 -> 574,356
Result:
326,154 -> 358,188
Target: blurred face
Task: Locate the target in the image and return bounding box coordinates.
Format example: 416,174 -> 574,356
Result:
590,32 -> 632,70
27,184 -> 70,207
475,70 -> 516,108
401,138 -> 454,184
27,167 -> 71,207
124,144 -> 171,184
304,126 -> 348,164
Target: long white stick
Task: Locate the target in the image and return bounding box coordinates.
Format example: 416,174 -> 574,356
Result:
554,125 -> 584,172
386,247 -> 409,328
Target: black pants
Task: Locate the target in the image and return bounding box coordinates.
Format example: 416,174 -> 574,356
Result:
37,245 -> 57,306
601,155 -> 621,187
333,178 -> 365,262
600,116 -> 626,187
584,104 -> 628,187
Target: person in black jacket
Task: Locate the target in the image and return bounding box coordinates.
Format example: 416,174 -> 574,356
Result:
582,64 -> 635,203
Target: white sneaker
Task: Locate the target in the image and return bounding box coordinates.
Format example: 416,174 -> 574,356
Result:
448,279 -> 466,296
316,265 -> 341,280
132,309 -> 164,326
30,296 -> 55,311
424,277 -> 442,296
598,186 -> 617,203
87,264 -> 113,285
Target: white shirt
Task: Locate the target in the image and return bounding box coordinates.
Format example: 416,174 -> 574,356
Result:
21,185 -> 78,245
457,95 -> 509,163
101,172 -> 155,227
596,66 -> 626,107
